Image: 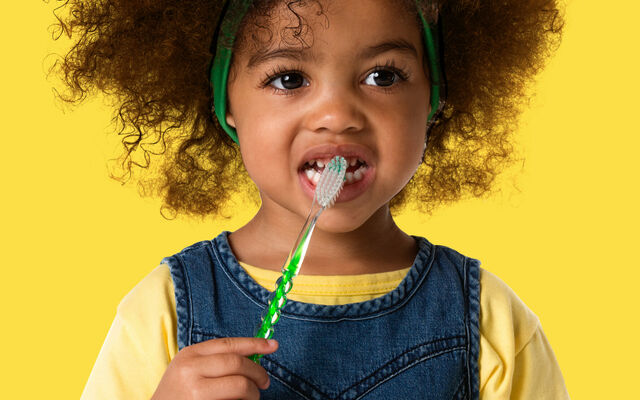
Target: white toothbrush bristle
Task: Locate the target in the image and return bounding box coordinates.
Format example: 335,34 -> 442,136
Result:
315,156 -> 347,208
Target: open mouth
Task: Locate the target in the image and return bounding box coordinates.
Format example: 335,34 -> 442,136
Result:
297,156 -> 375,203
300,156 -> 369,186
296,144 -> 376,203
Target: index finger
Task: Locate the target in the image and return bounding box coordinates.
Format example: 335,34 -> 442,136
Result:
189,337 -> 279,357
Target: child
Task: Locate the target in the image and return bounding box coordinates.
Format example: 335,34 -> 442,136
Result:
51,0 -> 569,398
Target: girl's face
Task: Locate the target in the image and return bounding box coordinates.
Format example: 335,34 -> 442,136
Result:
226,0 -> 430,233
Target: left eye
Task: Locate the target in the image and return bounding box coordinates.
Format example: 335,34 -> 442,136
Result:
270,73 -> 309,90
364,69 -> 399,87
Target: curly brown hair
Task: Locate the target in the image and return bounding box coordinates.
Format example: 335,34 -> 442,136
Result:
47,0 -> 565,221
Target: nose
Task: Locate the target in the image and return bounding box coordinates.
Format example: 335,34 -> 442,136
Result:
302,85 -> 366,135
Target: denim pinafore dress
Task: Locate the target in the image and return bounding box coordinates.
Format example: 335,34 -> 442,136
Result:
161,231 -> 481,399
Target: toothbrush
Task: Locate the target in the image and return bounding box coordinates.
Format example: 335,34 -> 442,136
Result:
249,155 -> 347,363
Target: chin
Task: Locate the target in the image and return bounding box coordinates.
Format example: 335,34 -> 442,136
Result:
314,209 -> 373,234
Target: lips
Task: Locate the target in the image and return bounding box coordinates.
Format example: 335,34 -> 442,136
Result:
296,143 -> 376,203
297,143 -> 375,171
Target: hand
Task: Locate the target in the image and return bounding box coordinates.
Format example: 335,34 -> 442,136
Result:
151,337 -> 278,400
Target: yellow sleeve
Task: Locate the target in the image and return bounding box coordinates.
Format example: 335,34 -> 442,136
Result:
80,264 -> 178,400
478,268 -> 570,399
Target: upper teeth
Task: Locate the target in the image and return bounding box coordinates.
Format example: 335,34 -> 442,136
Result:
307,157 -> 365,167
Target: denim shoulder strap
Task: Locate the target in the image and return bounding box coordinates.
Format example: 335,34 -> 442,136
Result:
432,244 -> 481,398
161,240 -> 217,350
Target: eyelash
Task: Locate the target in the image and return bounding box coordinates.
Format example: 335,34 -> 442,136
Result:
260,64 -> 306,96
260,60 -> 410,95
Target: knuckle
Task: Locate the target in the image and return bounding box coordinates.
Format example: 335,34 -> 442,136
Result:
218,336 -> 235,351
175,357 -> 198,380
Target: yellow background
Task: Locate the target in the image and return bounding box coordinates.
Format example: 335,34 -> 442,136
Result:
1,0 -> 637,397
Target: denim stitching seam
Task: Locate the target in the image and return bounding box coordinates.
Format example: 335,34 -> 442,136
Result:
467,258 -> 481,399
463,256 -> 472,397
267,373 -> 320,400
352,346 -> 466,400
178,253 -> 195,347
211,231 -> 437,321
337,336 -> 465,396
261,356 -> 330,400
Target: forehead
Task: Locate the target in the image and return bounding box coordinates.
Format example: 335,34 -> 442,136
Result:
235,0 -> 422,65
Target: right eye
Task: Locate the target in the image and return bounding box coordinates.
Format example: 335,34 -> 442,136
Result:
268,72 -> 309,91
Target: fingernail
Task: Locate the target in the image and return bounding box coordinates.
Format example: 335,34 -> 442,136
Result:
267,339 -> 277,347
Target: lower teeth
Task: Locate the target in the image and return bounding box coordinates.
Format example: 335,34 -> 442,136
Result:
304,166 -> 366,185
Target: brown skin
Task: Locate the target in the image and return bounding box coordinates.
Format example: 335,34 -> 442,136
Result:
49,0 -> 565,395
225,0 -> 428,275
49,0 -> 565,220
151,337 -> 278,400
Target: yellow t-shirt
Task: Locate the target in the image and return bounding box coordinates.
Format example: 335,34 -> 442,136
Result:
80,263 -> 569,399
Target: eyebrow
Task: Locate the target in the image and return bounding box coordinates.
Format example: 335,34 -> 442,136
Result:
246,39 -> 419,69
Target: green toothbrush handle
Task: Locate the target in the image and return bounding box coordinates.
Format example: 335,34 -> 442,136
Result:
249,204 -> 322,363
248,267 -> 294,363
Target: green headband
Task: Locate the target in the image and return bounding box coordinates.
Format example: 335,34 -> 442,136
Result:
210,0 -> 443,144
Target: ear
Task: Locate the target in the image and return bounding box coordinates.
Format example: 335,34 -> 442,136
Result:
226,111 -> 236,128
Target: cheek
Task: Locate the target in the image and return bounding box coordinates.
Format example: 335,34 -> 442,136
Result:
399,94 -> 429,165
236,99 -> 299,144
240,147 -> 284,199
238,133 -> 293,192
373,111 -> 426,192
377,106 -> 426,161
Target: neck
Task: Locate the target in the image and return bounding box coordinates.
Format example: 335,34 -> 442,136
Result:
228,202 -> 418,276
